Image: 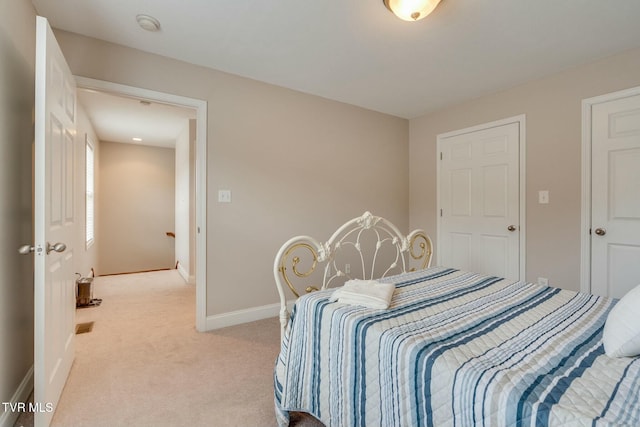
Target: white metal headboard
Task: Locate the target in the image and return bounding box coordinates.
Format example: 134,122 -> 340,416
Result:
273,211 -> 433,338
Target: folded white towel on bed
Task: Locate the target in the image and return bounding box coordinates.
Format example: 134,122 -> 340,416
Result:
329,279 -> 395,309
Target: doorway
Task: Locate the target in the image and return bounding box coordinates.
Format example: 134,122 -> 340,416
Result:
76,77 -> 208,331
581,86 -> 640,298
437,115 -> 526,280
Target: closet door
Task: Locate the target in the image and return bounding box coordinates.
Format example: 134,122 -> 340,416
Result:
590,93 -> 640,298
439,121 -> 521,280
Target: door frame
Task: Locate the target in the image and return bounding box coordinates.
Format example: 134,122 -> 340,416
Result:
75,76 -> 208,331
580,85 -> 640,294
436,114 -> 527,280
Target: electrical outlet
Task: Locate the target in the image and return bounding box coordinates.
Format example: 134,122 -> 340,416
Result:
345,264 -> 351,274
537,277 -> 549,286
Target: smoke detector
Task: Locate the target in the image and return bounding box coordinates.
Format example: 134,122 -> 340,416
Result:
136,14 -> 161,32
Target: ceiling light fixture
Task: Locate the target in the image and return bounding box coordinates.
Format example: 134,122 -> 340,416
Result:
383,0 -> 442,21
136,14 -> 161,32
132,137 -> 142,142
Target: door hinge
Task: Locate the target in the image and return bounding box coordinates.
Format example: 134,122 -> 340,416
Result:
440,209 -> 443,217
440,152 -> 443,160
589,228 -> 592,235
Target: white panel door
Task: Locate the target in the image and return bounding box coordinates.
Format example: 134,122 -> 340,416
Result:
34,16 -> 76,427
439,122 -> 520,279
591,94 -> 640,298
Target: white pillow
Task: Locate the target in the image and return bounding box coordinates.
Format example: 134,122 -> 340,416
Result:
603,284 -> 640,358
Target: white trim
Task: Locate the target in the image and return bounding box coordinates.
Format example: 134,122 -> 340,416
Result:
74,77 -> 208,331
205,302 -> 289,330
176,262 -> 196,285
0,366 -> 33,427
177,262 -> 188,283
436,114 -> 527,281
580,85 -> 640,294
206,300 -> 296,330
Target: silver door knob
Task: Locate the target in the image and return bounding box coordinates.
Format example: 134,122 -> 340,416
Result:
594,228 -> 606,236
46,242 -> 67,254
507,225 -> 517,232
18,245 -> 35,255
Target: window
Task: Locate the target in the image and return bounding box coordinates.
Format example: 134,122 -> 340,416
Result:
86,137 -> 95,247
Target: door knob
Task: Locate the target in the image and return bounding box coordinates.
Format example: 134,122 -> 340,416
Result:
18,245 -> 35,255
507,225 -> 517,232
46,242 -> 67,254
594,228 -> 606,236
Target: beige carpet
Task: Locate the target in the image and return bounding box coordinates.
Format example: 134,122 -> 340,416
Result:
41,270 -> 322,427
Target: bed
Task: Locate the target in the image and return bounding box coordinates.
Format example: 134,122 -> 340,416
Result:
273,212 -> 640,427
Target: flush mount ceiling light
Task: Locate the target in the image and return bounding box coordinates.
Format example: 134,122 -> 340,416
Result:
136,14 -> 161,32
383,0 -> 442,21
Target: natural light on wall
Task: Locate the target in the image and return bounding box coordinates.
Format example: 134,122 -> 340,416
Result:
383,0 -> 442,21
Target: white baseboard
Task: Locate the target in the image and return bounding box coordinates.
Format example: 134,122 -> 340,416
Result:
176,263 -> 195,285
0,365 -> 33,427
204,300 -> 297,331
205,302 -> 282,330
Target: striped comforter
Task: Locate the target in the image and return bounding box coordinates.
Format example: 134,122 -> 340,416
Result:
274,267 -> 640,427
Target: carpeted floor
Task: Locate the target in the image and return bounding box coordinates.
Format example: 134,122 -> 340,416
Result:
15,270 -> 323,427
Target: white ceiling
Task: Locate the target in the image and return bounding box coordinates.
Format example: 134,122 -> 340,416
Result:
77,89 -> 195,148
34,0 -> 640,119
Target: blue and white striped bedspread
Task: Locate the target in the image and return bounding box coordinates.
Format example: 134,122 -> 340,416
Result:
274,267 -> 640,427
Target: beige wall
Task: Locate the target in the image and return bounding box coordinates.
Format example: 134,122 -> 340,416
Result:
52,30 -> 409,315
97,141 -> 176,275
0,0 -> 36,420
410,47 -> 640,291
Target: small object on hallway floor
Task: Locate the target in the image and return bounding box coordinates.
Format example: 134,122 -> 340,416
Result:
77,298 -> 102,308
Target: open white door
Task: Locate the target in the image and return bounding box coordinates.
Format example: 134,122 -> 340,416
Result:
34,16 -> 76,427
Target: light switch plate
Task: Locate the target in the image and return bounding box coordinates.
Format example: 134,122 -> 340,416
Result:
538,190 -> 549,204
218,190 -> 231,203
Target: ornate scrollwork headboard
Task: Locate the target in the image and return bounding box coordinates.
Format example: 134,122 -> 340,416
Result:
273,211 -> 433,338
